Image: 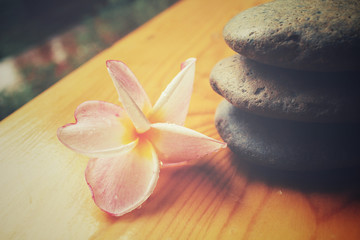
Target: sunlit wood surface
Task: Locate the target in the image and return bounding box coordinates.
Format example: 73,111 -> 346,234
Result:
1,0 -> 360,239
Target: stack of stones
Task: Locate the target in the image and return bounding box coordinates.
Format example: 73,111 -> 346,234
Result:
210,0 -> 360,171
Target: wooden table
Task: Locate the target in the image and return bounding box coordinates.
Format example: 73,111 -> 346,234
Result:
1,0 -> 360,239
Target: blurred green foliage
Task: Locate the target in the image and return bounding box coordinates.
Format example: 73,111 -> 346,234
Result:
0,84 -> 34,118
0,0 -> 176,59
0,0 -> 177,120
0,0 -> 132,59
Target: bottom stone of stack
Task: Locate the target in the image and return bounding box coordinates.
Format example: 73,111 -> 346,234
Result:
215,100 -> 360,171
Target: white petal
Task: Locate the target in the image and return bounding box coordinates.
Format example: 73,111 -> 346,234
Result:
147,122 -> 226,166
85,140 -> 159,216
106,60 -> 152,112
107,60 -> 150,133
150,58 -> 196,125
57,101 -> 138,158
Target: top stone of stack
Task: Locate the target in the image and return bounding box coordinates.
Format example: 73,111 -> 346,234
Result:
223,0 -> 360,72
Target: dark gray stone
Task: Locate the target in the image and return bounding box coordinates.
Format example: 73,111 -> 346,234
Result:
215,100 -> 360,171
223,0 -> 360,72
210,55 -> 360,123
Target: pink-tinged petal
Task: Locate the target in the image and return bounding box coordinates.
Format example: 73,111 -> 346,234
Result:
149,58 -> 196,125
57,101 -> 138,158
106,60 -> 152,113
107,60 -> 151,133
147,123 -> 226,166
85,140 -> 159,216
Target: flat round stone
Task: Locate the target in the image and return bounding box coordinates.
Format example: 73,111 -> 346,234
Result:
223,0 -> 360,71
215,100 -> 360,171
210,55 -> 360,123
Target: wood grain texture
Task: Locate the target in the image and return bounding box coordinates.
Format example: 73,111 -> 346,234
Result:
1,0 -> 360,239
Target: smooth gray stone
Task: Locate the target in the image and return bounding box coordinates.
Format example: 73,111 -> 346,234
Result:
223,0 -> 360,72
215,100 -> 360,171
210,55 -> 360,123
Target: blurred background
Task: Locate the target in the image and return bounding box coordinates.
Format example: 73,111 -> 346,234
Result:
0,0 -> 177,120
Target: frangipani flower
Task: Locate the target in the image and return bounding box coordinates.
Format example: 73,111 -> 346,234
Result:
57,58 -> 226,216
